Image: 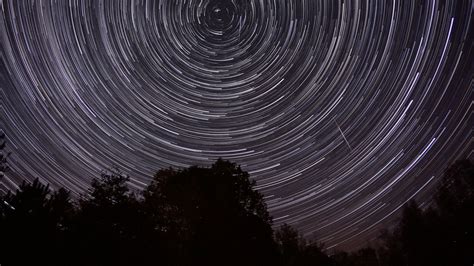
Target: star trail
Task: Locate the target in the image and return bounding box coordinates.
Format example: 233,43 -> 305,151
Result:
0,0 -> 473,250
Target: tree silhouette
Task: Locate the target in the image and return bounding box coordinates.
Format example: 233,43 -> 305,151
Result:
275,224 -> 303,266
393,201 -> 437,265
275,223 -> 333,266
434,159 -> 474,265
1,157 -> 471,265
0,179 -> 74,265
332,247 -> 379,266
70,168 -> 151,266
143,158 -> 278,266
1,160 -> 280,265
378,159 -> 474,266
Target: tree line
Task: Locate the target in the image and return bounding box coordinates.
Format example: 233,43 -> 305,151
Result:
0,133 -> 473,265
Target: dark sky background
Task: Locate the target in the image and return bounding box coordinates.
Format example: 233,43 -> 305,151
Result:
0,0 -> 473,251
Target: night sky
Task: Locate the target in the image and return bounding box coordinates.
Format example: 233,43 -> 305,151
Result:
0,0 -> 473,251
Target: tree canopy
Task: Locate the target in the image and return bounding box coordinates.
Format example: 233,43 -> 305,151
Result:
0,155 -> 472,266
377,159 -> 474,266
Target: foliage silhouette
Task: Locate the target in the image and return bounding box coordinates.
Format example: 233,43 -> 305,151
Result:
434,159 -> 474,265
71,168 -> 150,266
378,159 -> 474,266
143,159 -> 278,266
0,158 -> 472,266
0,179 -> 74,265
332,247 -> 379,266
275,223 -> 333,266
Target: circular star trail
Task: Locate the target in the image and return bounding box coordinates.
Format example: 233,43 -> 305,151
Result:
0,0 -> 473,250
